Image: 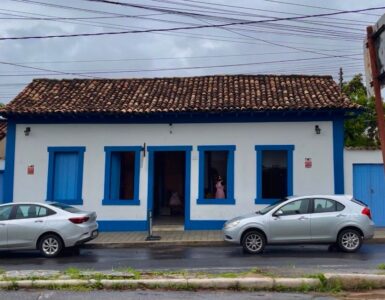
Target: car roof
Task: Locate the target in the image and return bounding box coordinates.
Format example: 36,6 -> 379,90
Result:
289,195 -> 353,201
0,202 -> 51,206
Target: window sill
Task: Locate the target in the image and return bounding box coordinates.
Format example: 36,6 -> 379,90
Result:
255,198 -> 281,205
102,199 -> 141,206
197,198 -> 235,205
46,199 -> 83,205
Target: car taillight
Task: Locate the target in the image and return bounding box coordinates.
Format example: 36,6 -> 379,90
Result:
361,207 -> 372,220
69,217 -> 89,224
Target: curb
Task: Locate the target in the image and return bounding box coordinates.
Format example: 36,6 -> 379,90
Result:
0,277 -> 321,290
324,273 -> 385,290
84,239 -> 385,249
83,240 -> 229,249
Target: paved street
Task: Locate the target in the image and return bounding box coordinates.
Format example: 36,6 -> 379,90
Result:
0,290 -> 336,300
1,243 -> 385,276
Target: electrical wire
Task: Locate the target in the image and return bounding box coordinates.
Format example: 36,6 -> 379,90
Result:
1,3 -> 384,41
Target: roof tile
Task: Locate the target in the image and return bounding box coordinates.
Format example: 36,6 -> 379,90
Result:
0,74 -> 358,117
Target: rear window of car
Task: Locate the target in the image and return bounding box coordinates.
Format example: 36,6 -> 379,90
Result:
352,198 -> 368,207
50,202 -> 82,213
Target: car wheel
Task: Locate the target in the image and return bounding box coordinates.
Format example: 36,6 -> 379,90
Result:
242,231 -> 266,254
38,234 -> 63,258
337,229 -> 362,253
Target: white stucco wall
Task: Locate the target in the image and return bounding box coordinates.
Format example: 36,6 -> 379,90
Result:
344,149 -> 383,195
12,121 -> 334,222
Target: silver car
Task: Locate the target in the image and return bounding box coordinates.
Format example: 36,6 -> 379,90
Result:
223,195 -> 374,254
0,202 -> 98,257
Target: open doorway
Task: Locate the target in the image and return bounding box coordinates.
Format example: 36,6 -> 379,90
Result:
153,151 -> 185,226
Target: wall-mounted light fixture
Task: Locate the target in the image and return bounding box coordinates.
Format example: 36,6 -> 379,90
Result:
24,127 -> 31,136
315,125 -> 321,135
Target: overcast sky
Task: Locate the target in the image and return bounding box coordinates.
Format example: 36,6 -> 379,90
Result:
1,0 -> 384,103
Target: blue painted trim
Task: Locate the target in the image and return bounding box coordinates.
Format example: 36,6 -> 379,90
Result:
197,145 -> 236,205
46,146 -> 86,205
185,220 -> 226,230
0,170 -> 4,204
3,121 -> 16,203
254,198 -> 281,205
333,118 -> 345,194
97,220 -> 147,232
47,146 -> 86,153
147,146 -> 193,152
196,198 -> 236,205
197,145 -> 236,151
102,146 -> 142,206
7,109 -> 357,124
146,146 -> 192,230
255,145 -> 295,204
255,145 -> 295,151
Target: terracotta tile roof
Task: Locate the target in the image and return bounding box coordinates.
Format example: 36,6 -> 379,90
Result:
0,120 -> 6,140
0,74 -> 359,117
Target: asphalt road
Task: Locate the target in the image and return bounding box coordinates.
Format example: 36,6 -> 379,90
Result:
1,244 -> 385,276
0,291 -> 336,300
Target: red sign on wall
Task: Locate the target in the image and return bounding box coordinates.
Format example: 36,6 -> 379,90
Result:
27,165 -> 34,175
305,158 -> 312,168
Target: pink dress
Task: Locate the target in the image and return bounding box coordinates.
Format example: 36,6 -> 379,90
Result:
215,181 -> 226,199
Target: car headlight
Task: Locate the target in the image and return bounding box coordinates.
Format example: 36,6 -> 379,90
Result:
224,220 -> 240,229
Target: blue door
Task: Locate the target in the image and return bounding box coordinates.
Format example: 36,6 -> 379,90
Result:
353,164 -> 385,227
53,152 -> 79,201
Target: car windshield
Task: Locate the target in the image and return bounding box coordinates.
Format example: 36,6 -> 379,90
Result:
50,202 -> 82,213
257,199 -> 285,215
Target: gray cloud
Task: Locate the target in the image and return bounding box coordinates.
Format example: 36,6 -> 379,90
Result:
1,0 -> 384,102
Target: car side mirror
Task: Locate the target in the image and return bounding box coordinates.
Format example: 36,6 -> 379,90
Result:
274,210 -> 283,217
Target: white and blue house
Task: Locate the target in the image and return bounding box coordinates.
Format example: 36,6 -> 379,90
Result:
0,74 -> 365,231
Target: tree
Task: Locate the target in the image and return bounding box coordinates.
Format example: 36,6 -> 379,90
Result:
344,74 -> 384,147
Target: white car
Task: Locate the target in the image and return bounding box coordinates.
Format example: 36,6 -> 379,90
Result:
0,202 -> 98,257
223,195 -> 375,254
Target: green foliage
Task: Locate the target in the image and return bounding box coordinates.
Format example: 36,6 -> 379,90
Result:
344,74 -> 384,147
377,263 -> 385,270
64,267 -> 81,279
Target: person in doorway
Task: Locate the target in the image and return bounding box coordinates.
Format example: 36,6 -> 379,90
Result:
169,192 -> 183,215
215,176 -> 226,199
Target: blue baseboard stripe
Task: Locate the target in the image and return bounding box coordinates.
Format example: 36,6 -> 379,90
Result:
97,220 -> 148,232
185,220 -> 226,230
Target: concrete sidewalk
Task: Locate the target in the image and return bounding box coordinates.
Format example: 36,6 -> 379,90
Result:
85,228 -> 385,248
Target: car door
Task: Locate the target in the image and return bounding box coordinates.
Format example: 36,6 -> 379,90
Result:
0,205 -> 13,248
268,198 -> 312,243
6,204 -> 51,249
310,198 -> 346,242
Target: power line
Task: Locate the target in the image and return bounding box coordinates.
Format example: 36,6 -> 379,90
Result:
0,61 -> 100,79
6,49 -> 360,65
0,54 -> 362,76
1,4 -> 384,41
7,0 -> 366,41
264,0 -> 383,17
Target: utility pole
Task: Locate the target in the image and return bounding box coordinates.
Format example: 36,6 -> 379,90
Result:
366,26 -> 385,173
339,67 -> 343,94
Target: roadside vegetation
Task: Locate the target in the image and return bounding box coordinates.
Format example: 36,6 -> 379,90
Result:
0,267 -> 383,293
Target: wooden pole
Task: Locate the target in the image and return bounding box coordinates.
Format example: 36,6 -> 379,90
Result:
367,26 -> 385,172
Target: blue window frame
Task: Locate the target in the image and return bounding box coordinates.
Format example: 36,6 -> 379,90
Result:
197,145 -> 236,205
255,145 -> 294,204
47,147 -> 85,205
103,146 -> 141,205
